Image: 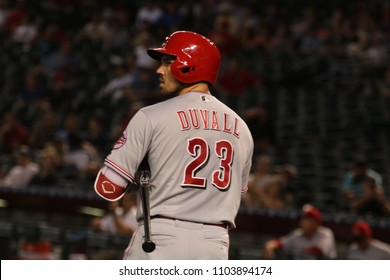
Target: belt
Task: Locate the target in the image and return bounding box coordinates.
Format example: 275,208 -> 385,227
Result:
151,215 -> 228,229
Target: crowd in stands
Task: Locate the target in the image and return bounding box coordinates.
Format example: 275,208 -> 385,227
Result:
0,0 -> 390,253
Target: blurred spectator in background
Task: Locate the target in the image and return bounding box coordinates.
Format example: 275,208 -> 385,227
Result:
290,7 -> 318,45
242,104 -> 275,154
61,134 -> 100,182
83,115 -> 109,157
17,68 -> 47,111
29,144 -> 60,186
29,105 -> 58,149
243,155 -> 273,209
131,67 -> 160,99
275,164 -> 298,206
98,60 -> 135,105
136,1 -> 163,29
104,18 -> 129,54
342,157 -> 384,212
235,5 -> 260,49
215,57 -> 260,113
157,1 -> 183,35
91,192 -> 137,235
12,13 -> 38,45
42,41 -> 79,78
130,31 -> 160,101
241,22 -> 269,52
132,31 -> 158,72
214,1 -> 240,36
259,175 -> 290,210
34,23 -> 70,57
298,24 -> 326,55
347,220 -> 390,260
0,145 -> 39,187
263,205 -> 337,259
5,0 -> 27,35
76,12 -> 109,46
250,154 -> 273,189
0,111 -> 29,154
351,176 -> 390,217
243,160 -> 297,209
55,112 -> 80,151
208,3 -> 240,58
266,23 -> 294,54
365,31 -> 387,66
46,72 -> 72,116
0,0 -> 9,36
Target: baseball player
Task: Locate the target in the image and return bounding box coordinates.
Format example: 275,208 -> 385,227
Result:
94,31 -> 254,259
347,220 -> 390,260
263,204 -> 337,259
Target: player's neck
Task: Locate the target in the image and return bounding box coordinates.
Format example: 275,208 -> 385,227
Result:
179,83 -> 210,95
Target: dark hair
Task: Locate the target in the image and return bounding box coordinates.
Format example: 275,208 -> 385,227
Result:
68,134 -> 82,150
353,156 -> 367,168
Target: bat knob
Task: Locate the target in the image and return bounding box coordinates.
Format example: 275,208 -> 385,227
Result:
142,240 -> 156,253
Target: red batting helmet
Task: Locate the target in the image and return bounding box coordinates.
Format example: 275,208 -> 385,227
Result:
147,31 -> 221,86
301,204 -> 322,224
352,220 -> 372,238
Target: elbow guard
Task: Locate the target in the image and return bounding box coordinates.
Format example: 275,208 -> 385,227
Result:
94,166 -> 129,201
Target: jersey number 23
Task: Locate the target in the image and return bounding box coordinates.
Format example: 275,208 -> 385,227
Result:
182,137 -> 234,190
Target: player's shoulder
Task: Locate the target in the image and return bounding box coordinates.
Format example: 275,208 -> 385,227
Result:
287,228 -> 304,238
371,239 -> 390,252
318,226 -> 335,236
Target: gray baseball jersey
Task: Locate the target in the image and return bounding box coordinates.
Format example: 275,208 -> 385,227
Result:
278,226 -> 337,259
347,239 -> 390,260
105,91 -> 253,228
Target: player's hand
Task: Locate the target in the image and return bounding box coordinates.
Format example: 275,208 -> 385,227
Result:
263,240 -> 276,259
108,201 -> 119,213
90,217 -> 102,230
